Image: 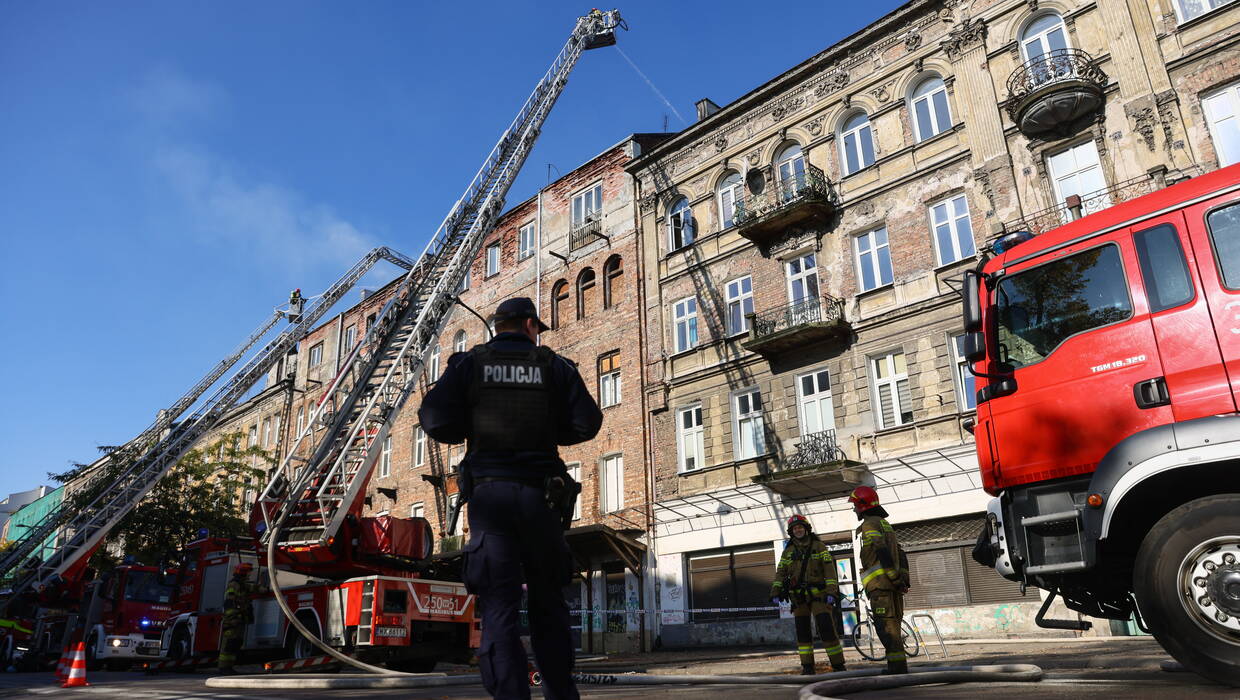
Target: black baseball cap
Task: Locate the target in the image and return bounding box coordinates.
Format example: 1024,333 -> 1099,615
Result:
493,297 -> 550,332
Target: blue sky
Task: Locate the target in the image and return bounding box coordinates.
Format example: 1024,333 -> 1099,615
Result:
0,1 -> 903,496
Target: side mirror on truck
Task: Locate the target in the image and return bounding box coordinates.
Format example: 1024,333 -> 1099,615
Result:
963,269 -> 982,332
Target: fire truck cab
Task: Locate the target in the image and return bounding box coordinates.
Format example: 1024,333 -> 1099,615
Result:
964,164 -> 1240,685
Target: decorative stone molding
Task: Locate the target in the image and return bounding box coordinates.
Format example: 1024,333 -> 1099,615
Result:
771,96 -> 804,122
1156,90 -> 1180,156
747,149 -> 762,167
639,193 -> 658,213
941,17 -> 987,61
1126,104 -> 1158,152
871,81 -> 895,104
806,117 -> 825,137
714,135 -> 728,153
1026,0 -> 1038,10
905,29 -> 923,51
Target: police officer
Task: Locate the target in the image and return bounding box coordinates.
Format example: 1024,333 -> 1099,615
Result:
770,514 -> 846,676
217,563 -> 255,675
849,486 -> 910,674
419,297 -> 602,700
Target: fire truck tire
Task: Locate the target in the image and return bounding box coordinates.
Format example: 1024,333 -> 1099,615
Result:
168,626 -> 192,661
1134,494 -> 1240,687
286,615 -> 322,660
0,635 -> 13,669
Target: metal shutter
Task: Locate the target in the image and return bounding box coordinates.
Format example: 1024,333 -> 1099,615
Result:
964,550 -> 1032,604
903,547 -> 968,609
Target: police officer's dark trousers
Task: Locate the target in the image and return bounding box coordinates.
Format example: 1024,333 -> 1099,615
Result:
465,480 -> 578,700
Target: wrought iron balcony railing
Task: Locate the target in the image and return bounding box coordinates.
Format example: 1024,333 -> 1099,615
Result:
1000,174 -> 1157,238
1005,48 -> 1107,133
569,217 -> 603,251
748,294 -> 845,340
782,429 -> 845,471
734,164 -> 836,229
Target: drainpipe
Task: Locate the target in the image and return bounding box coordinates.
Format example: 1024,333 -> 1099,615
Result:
536,187 -> 544,345
632,155 -> 657,654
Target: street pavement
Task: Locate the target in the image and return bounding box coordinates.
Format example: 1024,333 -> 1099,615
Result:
0,639 -> 1231,698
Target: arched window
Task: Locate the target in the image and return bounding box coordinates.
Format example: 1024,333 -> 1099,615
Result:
453,329 -> 467,353
717,171 -> 744,228
577,268 -> 597,320
775,143 -> 806,198
840,112 -> 875,176
667,197 -> 694,251
1020,13 -> 1068,87
551,280 -> 569,330
911,76 -> 952,142
603,255 -> 623,309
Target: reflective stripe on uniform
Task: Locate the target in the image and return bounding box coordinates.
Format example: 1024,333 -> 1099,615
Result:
824,644 -> 843,655
886,652 -> 907,661
860,565 -> 887,585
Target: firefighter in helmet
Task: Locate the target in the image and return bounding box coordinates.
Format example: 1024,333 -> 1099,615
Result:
850,486 -> 910,674
770,514 -> 846,676
217,562 -> 256,675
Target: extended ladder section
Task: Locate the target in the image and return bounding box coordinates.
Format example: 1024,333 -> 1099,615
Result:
258,10 -> 625,568
0,246 -> 415,596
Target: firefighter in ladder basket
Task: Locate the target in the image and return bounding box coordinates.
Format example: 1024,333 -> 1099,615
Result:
419,297 -> 602,700
850,486 -> 911,674
771,514 -> 847,676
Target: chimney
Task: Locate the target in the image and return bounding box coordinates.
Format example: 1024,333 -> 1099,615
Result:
696,98 -> 720,122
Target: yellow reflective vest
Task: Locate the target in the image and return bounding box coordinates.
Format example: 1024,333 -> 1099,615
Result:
772,537 -> 840,601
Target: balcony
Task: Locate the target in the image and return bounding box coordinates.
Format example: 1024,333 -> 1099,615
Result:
742,295 -> 849,357
569,217 -> 605,251
734,164 -> 838,252
751,430 -> 867,500
1000,174 -> 1158,238
1006,49 -> 1107,139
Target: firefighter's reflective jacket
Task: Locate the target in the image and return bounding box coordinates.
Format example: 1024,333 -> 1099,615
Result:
772,537 -> 840,602
222,579 -> 255,626
857,515 -> 910,592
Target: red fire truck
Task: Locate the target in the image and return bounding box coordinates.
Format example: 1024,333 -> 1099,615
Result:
964,163 -> 1240,685
160,526 -> 479,670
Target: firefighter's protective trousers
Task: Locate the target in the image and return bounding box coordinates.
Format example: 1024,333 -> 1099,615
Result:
858,515 -> 909,674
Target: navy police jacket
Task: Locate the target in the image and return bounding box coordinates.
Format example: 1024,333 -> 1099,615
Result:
417,332 -> 602,478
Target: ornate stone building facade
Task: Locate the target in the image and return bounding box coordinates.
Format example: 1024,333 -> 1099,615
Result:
630,0 -> 1240,645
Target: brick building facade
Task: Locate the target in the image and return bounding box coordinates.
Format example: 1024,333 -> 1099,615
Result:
629,0 -> 1240,646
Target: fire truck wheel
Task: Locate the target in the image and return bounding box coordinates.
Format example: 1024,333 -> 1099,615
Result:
286,615 -> 322,660
168,626 -> 192,661
84,632 -> 102,672
0,636 -> 12,668
1135,494 -> 1240,687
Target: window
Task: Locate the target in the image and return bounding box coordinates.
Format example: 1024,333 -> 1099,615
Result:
598,351 -> 621,408
1020,13 -> 1068,64
600,454 -> 624,513
786,253 -> 819,304
414,426 -> 426,467
717,171 -> 744,228
930,195 -> 976,266
688,546 -> 777,622
1133,224 -> 1194,312
1048,141 -> 1109,216
343,325 -> 357,354
840,112 -> 876,175
486,243 -> 501,277
996,245 -> 1132,368
797,370 -> 834,436
453,330 -> 467,354
733,388 -> 766,459
296,406 -> 305,437
603,255 -> 623,309
911,76 -> 952,142
577,268 -> 596,320
1207,202 -> 1240,289
677,404 -> 705,473
872,352 -> 913,428
379,436 -> 391,478
428,345 -> 440,382
410,502 -> 424,520
518,222 -> 535,260
572,183 -> 603,229
448,494 -> 464,536
668,198 -> 694,250
952,335 -> 977,412
458,266 -> 470,292
551,280 -> 569,329
565,463 -> 582,521
855,227 -> 893,292
308,342 -> 324,368
1203,82 -> 1240,168
725,276 -> 754,336
1172,0 -> 1236,24
262,418 -> 272,448
775,143 -> 806,199
673,296 -> 698,353
248,425 -> 258,447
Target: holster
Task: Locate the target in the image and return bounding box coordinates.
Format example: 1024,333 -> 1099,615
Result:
544,473 -> 581,530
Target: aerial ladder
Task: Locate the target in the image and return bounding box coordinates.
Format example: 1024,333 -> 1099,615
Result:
0,246 -> 417,599
255,9 -> 626,576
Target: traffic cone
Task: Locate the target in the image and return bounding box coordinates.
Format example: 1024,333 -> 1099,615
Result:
54,642 -> 71,682
60,640 -> 89,688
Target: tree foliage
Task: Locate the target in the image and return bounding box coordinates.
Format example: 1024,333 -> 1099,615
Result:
49,432 -> 270,568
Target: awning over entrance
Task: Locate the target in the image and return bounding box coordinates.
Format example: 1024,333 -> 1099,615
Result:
564,523 -> 646,576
